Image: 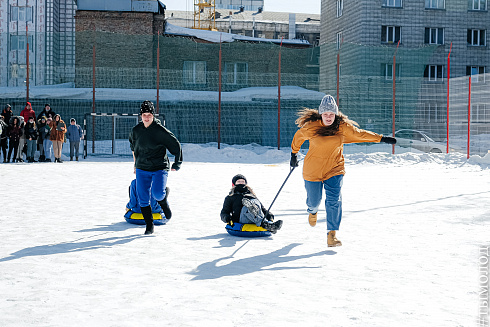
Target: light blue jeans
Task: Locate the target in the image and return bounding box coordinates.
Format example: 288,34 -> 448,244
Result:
26,139 -> 36,158
239,198 -> 265,226
43,139 -> 53,160
304,175 -> 343,231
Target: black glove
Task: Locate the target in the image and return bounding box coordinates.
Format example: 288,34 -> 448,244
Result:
220,213 -> 232,224
171,162 -> 181,171
265,212 -> 274,221
290,152 -> 299,167
381,136 -> 396,144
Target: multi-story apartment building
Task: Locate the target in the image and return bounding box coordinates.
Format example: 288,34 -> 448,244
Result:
320,0 -> 489,137
0,0 -> 76,87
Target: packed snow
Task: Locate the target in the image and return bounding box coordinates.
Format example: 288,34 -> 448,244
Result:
1,143 -> 489,327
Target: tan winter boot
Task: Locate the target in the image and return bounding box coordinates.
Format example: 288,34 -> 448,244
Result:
327,230 -> 342,247
308,213 -> 318,227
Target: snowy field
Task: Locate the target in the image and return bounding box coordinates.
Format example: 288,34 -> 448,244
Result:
1,143 -> 489,327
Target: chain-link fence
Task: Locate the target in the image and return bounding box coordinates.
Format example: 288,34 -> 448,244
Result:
1,31 -> 489,156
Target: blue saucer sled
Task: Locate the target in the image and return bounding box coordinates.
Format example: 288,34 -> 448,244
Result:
225,222 -> 271,237
124,210 -> 167,225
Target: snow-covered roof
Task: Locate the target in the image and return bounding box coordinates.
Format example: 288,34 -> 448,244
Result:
166,9 -> 320,24
164,23 -> 310,45
0,84 -> 325,102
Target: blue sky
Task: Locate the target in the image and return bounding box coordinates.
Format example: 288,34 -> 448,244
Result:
162,0 -> 321,15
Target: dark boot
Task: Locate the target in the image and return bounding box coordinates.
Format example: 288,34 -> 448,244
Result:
58,158 -> 63,163
261,218 -> 283,234
157,187 -> 171,220
140,205 -> 154,235
39,154 -> 45,162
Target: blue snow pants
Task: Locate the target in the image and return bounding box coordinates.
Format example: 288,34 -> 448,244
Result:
304,174 -> 343,231
127,179 -> 162,213
135,169 -> 168,208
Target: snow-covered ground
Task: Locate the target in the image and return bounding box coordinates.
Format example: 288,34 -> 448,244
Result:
1,144 -> 489,327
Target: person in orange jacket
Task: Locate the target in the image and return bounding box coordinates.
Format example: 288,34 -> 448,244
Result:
290,95 -> 396,247
49,114 -> 67,163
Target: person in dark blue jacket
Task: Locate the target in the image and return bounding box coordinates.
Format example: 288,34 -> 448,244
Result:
66,118 -> 83,161
129,100 -> 182,235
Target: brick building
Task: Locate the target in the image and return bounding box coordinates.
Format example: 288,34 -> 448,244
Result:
74,1 -> 319,91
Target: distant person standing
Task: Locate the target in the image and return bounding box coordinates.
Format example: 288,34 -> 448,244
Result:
129,100 -> 183,235
24,116 -> 39,163
20,102 -> 36,122
49,114 -> 66,163
7,117 -> 22,163
66,118 -> 83,161
37,104 -> 56,121
0,116 -> 8,162
41,117 -> 53,162
2,104 -> 13,124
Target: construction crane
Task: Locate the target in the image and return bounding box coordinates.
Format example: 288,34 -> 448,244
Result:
193,0 -> 217,31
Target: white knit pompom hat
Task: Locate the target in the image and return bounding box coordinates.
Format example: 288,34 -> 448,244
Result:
318,95 -> 338,115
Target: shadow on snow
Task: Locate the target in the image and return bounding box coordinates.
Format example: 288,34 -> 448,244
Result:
189,242 -> 336,280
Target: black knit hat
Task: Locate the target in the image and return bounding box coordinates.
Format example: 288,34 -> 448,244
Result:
140,100 -> 155,115
232,174 -> 247,185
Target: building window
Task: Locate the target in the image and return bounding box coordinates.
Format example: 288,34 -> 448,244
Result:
423,103 -> 445,123
10,6 -> 33,22
383,63 -> 401,81
382,0 -> 402,7
466,66 -> 486,82
469,0 -> 487,10
336,32 -> 342,50
10,64 -> 33,79
183,61 -> 207,85
467,29 -> 486,46
381,26 -> 401,43
424,65 -> 444,81
424,28 -> 444,45
224,62 -> 248,85
472,104 -> 490,122
425,0 -> 445,9
336,0 -> 343,17
10,35 -> 34,51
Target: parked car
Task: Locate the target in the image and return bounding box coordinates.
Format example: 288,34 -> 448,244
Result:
394,129 -> 447,153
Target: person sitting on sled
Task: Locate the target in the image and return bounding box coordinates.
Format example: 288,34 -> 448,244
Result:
220,174 -> 283,234
126,179 -> 168,219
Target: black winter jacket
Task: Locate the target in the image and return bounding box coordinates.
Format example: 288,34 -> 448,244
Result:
129,119 -> 182,172
220,186 -> 269,224
37,109 -> 56,121
24,122 -> 39,140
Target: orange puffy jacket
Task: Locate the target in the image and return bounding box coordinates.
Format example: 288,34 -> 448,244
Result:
291,120 -> 382,182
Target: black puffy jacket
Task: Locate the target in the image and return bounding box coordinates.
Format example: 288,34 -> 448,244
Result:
220,186 -> 269,224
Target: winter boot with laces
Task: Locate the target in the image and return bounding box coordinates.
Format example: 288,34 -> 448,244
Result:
140,205 -> 154,235
327,230 -> 342,247
308,212 -> 318,227
260,218 -> 283,234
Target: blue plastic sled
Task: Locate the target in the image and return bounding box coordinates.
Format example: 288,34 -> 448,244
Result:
124,210 -> 168,225
225,222 -> 271,237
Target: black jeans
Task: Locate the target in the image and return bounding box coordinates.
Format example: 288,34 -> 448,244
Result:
8,139 -> 19,161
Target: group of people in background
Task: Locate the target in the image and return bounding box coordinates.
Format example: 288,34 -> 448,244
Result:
0,103 -> 84,163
